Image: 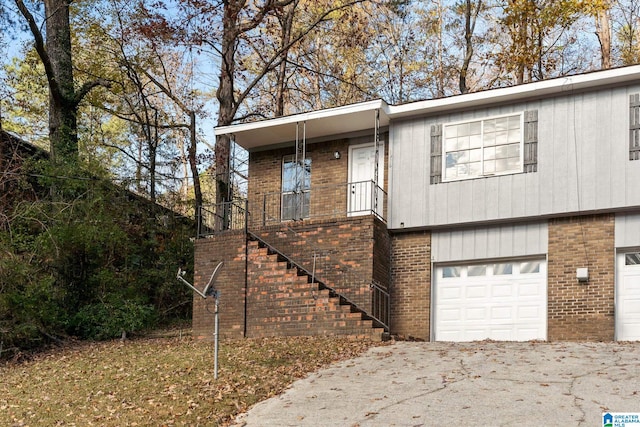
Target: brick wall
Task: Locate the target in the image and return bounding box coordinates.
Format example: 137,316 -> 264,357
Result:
194,216 -> 389,340
390,231 -> 431,340
193,231 -> 246,339
247,135 -> 388,225
253,216 -> 383,309
547,214 -> 615,341
248,140 -> 349,224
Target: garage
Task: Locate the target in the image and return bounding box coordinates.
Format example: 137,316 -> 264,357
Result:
616,252 -> 640,341
433,260 -> 547,342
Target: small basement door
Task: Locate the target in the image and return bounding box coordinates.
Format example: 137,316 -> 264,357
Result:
616,252 -> 640,341
433,260 -> 547,342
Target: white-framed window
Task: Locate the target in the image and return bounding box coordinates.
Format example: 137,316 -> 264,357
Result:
442,113 -> 524,181
281,155 -> 311,220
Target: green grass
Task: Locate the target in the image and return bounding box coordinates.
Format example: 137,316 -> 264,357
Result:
0,335 -> 381,426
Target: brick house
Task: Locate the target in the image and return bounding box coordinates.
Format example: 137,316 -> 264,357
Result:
195,65 -> 640,342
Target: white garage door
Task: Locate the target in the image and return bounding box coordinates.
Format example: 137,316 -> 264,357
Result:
434,260 -> 547,342
616,252 -> 640,341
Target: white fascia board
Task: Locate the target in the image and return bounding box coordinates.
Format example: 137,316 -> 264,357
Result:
388,65 -> 640,119
215,99 -> 390,150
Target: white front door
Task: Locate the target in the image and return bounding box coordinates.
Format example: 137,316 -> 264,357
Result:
616,252 -> 640,341
433,260 -> 547,342
348,143 -> 384,217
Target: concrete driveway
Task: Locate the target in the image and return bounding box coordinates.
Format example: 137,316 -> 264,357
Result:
233,341 -> 640,426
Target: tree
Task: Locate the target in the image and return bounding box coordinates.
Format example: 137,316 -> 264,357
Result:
183,0 -> 368,222
593,0 -> 612,69
14,0 -> 109,163
458,0 -> 483,93
495,0 -> 588,84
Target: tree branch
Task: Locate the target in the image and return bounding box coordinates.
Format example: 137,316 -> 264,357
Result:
74,78 -> 112,105
14,0 -> 62,105
231,0 -> 368,119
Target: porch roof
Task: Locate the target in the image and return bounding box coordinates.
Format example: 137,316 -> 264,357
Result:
216,65 -> 640,150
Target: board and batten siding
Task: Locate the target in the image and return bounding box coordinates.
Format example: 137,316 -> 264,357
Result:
431,222 -> 548,263
615,213 -> 640,248
388,85 -> 640,230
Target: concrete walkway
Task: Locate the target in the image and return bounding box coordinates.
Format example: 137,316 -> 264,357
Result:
233,341 -> 640,426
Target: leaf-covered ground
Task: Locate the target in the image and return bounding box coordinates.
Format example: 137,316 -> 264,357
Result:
0,335 -> 381,426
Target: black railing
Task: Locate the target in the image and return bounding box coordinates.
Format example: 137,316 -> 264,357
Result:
259,180 -> 386,226
197,200 -> 247,237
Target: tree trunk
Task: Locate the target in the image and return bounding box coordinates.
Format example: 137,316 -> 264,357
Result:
459,0 -> 481,94
44,0 -> 78,162
274,1 -> 298,117
595,2 -> 612,69
188,111 -> 202,216
215,1 -> 240,213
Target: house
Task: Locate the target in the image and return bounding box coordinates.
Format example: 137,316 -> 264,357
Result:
194,65 -> 640,342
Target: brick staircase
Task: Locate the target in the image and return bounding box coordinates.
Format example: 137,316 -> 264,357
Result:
247,240 -> 385,341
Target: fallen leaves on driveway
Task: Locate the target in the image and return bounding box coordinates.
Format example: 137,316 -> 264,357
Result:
0,335 -> 381,426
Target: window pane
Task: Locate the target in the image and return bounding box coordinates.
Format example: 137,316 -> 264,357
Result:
446,138 -> 458,152
507,144 -> 520,158
468,265 -> 487,276
495,159 -> 510,172
484,160 -> 495,174
282,191 -> 310,220
484,147 -> 496,160
446,152 -> 459,168
445,126 -> 458,138
458,123 -> 470,137
508,115 -> 521,129
625,253 -> 640,265
493,263 -> 513,275
496,117 -> 509,131
470,134 -> 482,148
484,132 -> 496,146
520,261 -> 541,274
469,149 -> 481,162
484,119 -> 495,132
443,266 -> 461,278
495,145 -> 510,159
445,165 -> 457,179
507,157 -> 520,170
469,121 -> 482,135
508,129 -> 521,143
458,136 -> 470,150
495,130 -> 508,145
468,162 -> 481,176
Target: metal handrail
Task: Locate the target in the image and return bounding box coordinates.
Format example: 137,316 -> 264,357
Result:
259,180 -> 386,225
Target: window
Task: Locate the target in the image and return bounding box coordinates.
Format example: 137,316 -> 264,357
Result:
443,114 -> 523,181
431,111 -> 537,184
625,253 -> 640,265
282,155 -> 311,220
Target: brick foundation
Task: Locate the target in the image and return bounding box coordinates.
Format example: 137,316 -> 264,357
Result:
193,231 -> 247,339
193,216 -> 388,340
547,214 -> 615,341
390,231 -> 431,340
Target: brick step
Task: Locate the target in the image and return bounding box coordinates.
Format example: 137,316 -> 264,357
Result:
247,236 -> 384,340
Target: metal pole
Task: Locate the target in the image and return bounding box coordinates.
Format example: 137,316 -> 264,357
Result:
214,295 -> 219,380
